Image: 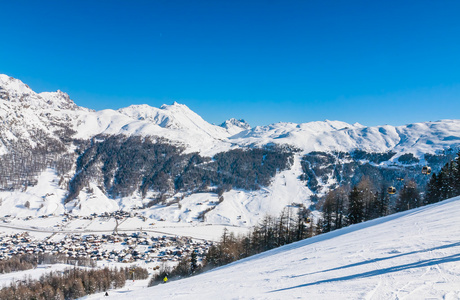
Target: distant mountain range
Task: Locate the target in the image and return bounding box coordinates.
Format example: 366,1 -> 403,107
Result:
2,74 -> 459,157
0,74 -> 459,224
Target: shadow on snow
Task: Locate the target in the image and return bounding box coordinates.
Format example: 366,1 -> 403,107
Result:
269,252 -> 460,293
290,241 -> 460,278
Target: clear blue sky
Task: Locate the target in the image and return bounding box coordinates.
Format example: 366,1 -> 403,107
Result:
1,1 -> 460,127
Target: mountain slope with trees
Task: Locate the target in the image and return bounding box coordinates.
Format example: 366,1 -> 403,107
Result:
0,74 -> 459,226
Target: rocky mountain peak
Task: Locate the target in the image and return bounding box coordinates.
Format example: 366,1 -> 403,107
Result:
220,118 -> 251,135
0,74 -> 82,111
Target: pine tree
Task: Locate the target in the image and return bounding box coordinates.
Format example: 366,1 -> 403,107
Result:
277,208 -> 290,246
68,278 -> 85,299
321,194 -> 335,232
446,162 -> 456,198
425,173 -> 441,204
294,208 -> 308,241
453,151 -> 460,195
41,283 -> 55,299
190,251 -> 198,274
357,177 -> 377,221
439,163 -> 453,200
375,186 -> 389,217
321,187 -> 347,232
348,186 -> 364,224
54,288 -> 64,300
396,181 -> 421,211
315,219 -> 323,235
333,186 -> 347,230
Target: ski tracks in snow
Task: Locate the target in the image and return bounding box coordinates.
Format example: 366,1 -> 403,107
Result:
363,219 -> 460,300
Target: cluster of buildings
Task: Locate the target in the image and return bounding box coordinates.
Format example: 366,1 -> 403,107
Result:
0,231 -> 211,264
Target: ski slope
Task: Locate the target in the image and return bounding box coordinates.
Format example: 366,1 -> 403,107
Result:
108,197 -> 460,300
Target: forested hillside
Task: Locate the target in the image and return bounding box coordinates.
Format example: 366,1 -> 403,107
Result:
67,135 -> 293,201
0,74 -> 459,221
300,149 -> 457,195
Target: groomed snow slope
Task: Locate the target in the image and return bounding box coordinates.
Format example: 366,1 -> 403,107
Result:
111,197 -> 460,300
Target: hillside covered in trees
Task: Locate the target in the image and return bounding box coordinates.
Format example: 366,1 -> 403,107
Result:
318,151 -> 460,233
67,135 -> 293,202
0,74 -> 460,224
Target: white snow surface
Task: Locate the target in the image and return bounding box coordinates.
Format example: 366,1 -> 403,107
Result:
109,196 -> 460,300
0,169 -> 67,218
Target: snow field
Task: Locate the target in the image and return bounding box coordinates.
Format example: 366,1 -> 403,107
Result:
108,196 -> 460,299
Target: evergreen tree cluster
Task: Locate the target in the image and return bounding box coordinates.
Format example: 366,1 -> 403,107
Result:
320,151 -> 460,233
0,129 -> 73,190
320,177 -> 390,232
0,254 -> 37,274
394,180 -> 421,212
397,153 -> 420,164
425,151 -> 460,204
205,207 -> 312,268
351,150 -> 396,163
67,135 -> 292,202
0,266 -> 148,300
300,150 -> 456,193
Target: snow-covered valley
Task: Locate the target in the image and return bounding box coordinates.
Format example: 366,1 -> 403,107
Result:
0,74 -> 459,226
0,74 -> 460,299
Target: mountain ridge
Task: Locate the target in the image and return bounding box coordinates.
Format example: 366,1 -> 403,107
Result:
0,74 -> 459,226
1,74 -> 459,158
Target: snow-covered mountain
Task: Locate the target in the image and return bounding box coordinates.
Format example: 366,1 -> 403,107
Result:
1,74 -> 459,158
1,74 -> 460,225
0,74 -> 81,110
106,196 -> 460,299
219,118 -> 251,135
230,119 -> 460,158
0,75 -> 233,156
0,75 -> 90,156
